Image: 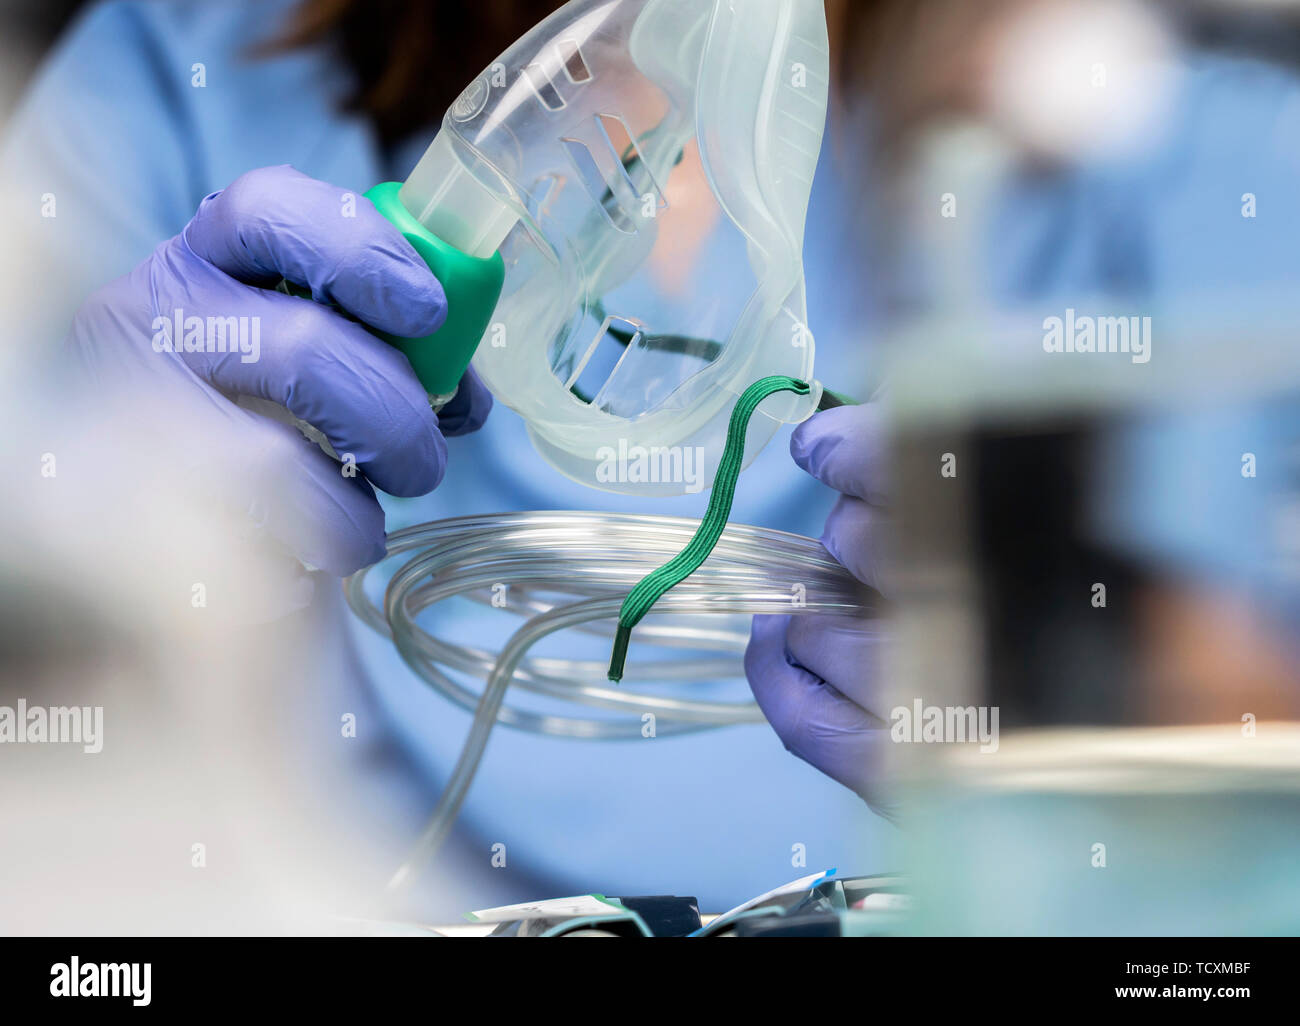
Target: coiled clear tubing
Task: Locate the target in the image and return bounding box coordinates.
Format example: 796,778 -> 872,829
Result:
344,511 -> 868,888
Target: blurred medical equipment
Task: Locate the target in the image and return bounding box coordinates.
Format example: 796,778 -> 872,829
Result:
359,871 -> 907,936
882,306 -> 1300,934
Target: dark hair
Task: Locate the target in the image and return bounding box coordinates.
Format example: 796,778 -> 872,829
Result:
264,0 -> 939,153
260,0 -> 562,146
830,0 -> 996,154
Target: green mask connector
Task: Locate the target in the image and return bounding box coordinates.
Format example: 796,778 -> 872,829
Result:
363,181 -> 505,404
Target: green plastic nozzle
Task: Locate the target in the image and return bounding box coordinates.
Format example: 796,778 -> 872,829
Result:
363,181 -> 505,401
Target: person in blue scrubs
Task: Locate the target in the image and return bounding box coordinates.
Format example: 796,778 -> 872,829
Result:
3,0 -> 882,915
5,0 -> 1299,916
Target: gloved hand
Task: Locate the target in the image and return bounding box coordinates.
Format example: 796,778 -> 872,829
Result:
68,164 -> 490,586
744,402 -> 895,817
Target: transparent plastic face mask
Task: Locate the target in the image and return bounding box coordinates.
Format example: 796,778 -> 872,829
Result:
401,0 -> 830,495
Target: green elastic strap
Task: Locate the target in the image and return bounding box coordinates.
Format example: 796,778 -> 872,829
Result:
607,374 -> 811,682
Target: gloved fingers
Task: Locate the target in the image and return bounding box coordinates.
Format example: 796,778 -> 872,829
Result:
184,165 -> 447,338
821,494 -> 892,592
790,402 -> 890,506
232,409 -> 389,576
745,615 -> 807,727
110,375 -> 389,578
745,614 -> 893,810
785,611 -> 886,715
435,364 -> 493,437
161,260 -> 447,498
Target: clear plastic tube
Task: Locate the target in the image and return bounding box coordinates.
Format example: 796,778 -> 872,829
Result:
343,511 -> 870,889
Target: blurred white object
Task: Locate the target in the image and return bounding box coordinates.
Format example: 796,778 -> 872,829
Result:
984,0 -> 1179,161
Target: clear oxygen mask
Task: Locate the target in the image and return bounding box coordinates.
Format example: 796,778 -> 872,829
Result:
400,0 -> 831,495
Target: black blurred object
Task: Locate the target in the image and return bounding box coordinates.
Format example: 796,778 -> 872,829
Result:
1173,0 -> 1300,71
0,0 -> 88,121
614,895 -> 702,937
734,912 -> 842,938
259,0 -> 564,148
970,425 -> 1142,727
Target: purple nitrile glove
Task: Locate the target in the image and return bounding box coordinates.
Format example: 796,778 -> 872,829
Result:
67,164 -> 491,587
744,402 -> 896,817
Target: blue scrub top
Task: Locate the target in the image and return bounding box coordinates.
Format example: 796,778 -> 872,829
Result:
5,0 -> 1298,912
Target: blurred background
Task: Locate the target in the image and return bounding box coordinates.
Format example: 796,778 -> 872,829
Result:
2,0 -> 1298,934
851,0 -> 1300,933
